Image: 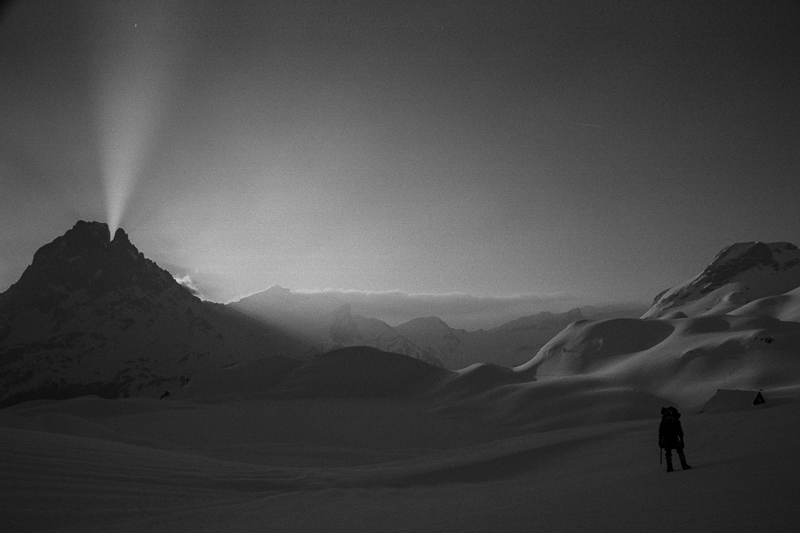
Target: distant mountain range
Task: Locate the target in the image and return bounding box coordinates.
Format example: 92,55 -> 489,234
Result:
3,222 -> 799,408
230,289 -> 646,368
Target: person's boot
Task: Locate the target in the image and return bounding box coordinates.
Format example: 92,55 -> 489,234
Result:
666,457 -> 674,473
678,451 -> 691,470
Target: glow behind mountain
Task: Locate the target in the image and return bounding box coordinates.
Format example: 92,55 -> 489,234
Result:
95,2 -> 185,236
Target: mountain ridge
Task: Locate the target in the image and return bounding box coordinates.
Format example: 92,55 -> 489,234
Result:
643,241 -> 800,319
0,221 -> 308,407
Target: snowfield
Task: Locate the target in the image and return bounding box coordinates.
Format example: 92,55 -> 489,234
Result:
4,325 -> 800,533
2,391 -> 800,532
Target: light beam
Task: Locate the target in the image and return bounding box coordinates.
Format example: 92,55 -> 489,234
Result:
94,1 -> 186,236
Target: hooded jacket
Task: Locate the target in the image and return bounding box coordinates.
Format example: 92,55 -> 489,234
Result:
658,406 -> 684,449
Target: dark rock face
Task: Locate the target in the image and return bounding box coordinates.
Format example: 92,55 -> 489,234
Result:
0,221 -> 188,320
0,221 -> 306,407
697,242 -> 786,294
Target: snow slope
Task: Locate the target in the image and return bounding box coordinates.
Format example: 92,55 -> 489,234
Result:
2,391 -> 800,532
643,242 -> 800,319
730,285 -> 800,322
4,279 -> 800,532
522,314 -> 800,412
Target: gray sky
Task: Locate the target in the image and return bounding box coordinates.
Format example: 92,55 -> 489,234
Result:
1,0 -> 799,307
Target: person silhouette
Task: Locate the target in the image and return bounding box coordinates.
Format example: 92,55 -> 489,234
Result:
659,406 -> 691,472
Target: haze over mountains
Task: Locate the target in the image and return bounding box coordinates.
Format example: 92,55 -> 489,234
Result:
231,288 -> 644,368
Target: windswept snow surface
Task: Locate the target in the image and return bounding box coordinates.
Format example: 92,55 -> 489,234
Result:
730,286 -> 800,322
3,337 -> 800,532
2,395 -> 800,532
523,314 -> 800,411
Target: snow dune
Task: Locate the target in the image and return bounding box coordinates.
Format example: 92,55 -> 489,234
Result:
730,286 -> 800,322
525,313 -> 800,412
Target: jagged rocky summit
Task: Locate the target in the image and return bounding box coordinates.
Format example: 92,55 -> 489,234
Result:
643,242 -> 800,319
0,221 -> 182,324
0,221 -> 306,407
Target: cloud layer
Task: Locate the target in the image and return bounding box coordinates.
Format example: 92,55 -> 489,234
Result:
174,275 -> 204,299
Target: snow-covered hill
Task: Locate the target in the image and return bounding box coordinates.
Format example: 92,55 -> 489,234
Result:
730,286 -> 800,322
521,314 -> 800,411
0,221 -> 308,407
516,241 -> 800,412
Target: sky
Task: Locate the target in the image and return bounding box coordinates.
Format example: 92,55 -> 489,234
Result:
1,0 -> 799,311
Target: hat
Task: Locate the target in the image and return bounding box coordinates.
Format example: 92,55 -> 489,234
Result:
660,406 -> 681,419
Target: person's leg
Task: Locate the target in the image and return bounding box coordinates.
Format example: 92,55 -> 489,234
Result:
664,447 -> 674,472
677,446 -> 691,469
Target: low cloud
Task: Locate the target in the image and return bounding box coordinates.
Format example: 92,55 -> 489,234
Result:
174,274 -> 204,299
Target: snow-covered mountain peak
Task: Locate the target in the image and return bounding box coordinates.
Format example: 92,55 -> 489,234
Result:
702,242 -> 799,285
643,241 -> 800,319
